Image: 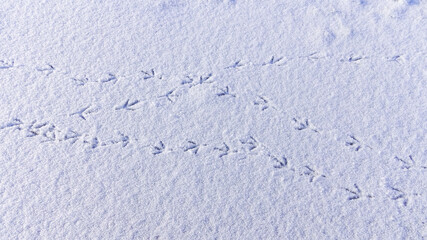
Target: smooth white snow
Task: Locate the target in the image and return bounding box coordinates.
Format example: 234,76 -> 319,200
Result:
0,0 -> 426,239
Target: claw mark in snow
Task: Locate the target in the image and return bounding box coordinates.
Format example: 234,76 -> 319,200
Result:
270,154 -> 288,169
25,120 -> 48,137
83,137 -> 99,149
345,135 -> 370,151
0,118 -> 23,130
64,130 -> 81,144
340,54 -> 365,63
216,86 -> 236,97
344,184 -> 373,200
394,155 -> 426,170
214,142 -> 231,158
389,187 -> 407,206
101,73 -> 118,84
239,136 -> 258,151
387,55 -> 402,64
181,75 -> 194,85
158,89 -> 177,102
292,118 -> 319,133
301,166 -> 326,182
293,118 -> 310,131
36,64 -> 55,76
386,186 -> 419,207
103,133 -> 130,147
141,69 -> 162,80
262,56 -> 286,66
181,73 -> 214,88
115,99 -> 140,111
300,52 -> 325,62
395,155 -> 415,169
72,77 -> 91,86
198,73 -> 213,85
345,184 -> 362,200
225,60 -> 244,69
0,60 -> 14,69
152,141 -> 165,155
183,140 -> 206,154
254,96 -> 273,111
40,124 -> 57,142
70,105 -> 99,120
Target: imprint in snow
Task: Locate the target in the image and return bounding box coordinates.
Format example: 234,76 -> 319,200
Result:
271,155 -> 288,169
300,52 -> 326,62
183,140 -> 206,154
115,99 -> 141,111
25,120 -> 48,137
0,118 -> 23,129
64,130 -> 81,144
262,56 -> 286,66
36,64 -> 54,76
301,166 -> 326,182
216,86 -> 236,97
254,96 -> 273,111
344,135 -> 371,151
292,117 -> 319,133
72,77 -> 91,86
225,60 -> 244,69
103,133 -> 130,147
340,54 -> 366,63
387,55 -> 402,63
141,69 -> 162,80
344,184 -> 373,201
40,124 -> 57,142
152,141 -> 165,155
100,73 -> 118,84
386,186 -> 420,207
158,89 -> 177,102
214,142 -> 231,158
70,105 -> 99,120
0,60 -> 14,69
395,155 -> 416,169
239,136 -> 258,151
181,73 -> 214,88
406,0 -> 420,5
88,137 -> 99,149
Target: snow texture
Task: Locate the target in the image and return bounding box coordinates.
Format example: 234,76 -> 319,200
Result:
0,0 -> 426,239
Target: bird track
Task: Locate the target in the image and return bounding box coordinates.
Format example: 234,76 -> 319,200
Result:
1,51 -> 424,210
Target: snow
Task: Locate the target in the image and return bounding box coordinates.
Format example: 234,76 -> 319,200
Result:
0,0 -> 426,239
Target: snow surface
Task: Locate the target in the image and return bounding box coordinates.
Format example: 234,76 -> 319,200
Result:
0,0 -> 426,239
